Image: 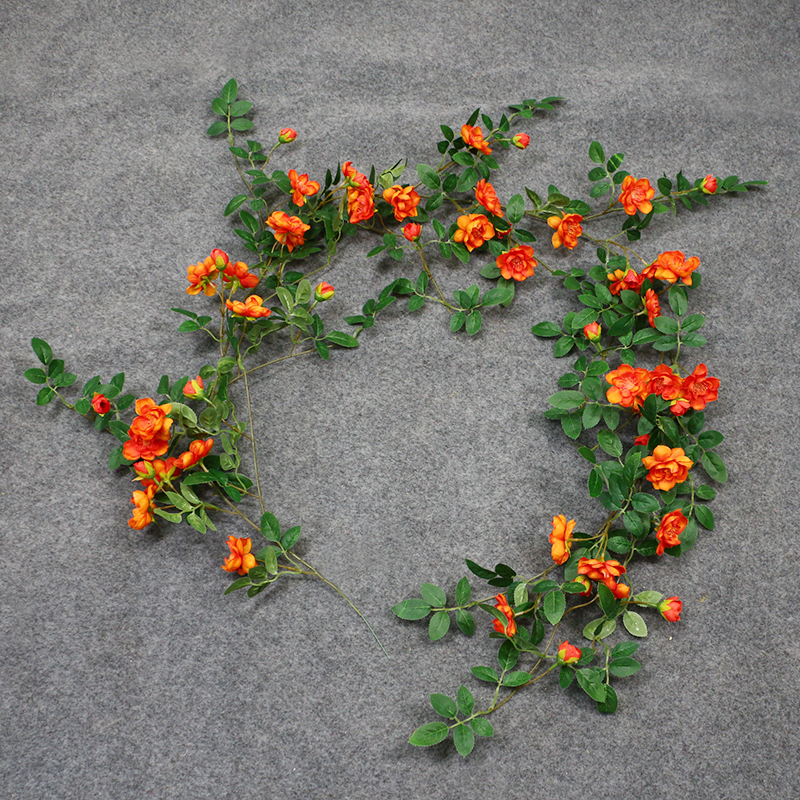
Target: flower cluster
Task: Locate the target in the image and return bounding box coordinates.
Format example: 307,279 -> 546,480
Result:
122,398 -> 173,461
186,248 -> 229,296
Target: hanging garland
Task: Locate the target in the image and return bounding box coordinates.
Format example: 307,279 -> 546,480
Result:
23,78 -> 764,757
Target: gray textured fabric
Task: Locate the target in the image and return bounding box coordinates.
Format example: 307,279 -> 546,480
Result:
2,1 -> 799,798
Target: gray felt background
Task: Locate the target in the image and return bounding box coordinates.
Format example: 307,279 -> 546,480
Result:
2,1 -> 799,798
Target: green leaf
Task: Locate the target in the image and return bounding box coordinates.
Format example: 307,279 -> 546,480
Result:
654,316 -> 679,335
481,286 -> 513,306
609,657 -> 641,677
430,693 -> 458,718
206,120 -> 227,137
543,590 -> 566,625
698,430 -> 724,449
623,610 -> 648,637
429,610 -> 451,641
506,194 -> 525,224
503,671 -> 531,687
561,412 -> 582,440
230,118 -> 254,132
36,387 -> 55,405
548,390 -> 585,410
229,100 -> 252,117
420,583 -> 446,607
597,583 -> 619,618
576,668 -> 607,702
470,717 -> 493,737
559,665 -> 575,689
224,194 -> 248,216
632,492 -> 660,513
702,451 -> 727,483
597,429 -> 622,458
583,617 -> 617,640
260,512 -> 281,541
457,685 -> 475,716
416,163 -> 440,189
455,576 -> 471,605
531,321 -> 562,337
466,310 -> 482,336
31,338 -> 53,365
450,311 -> 466,332
465,559 -> 494,579
589,141 -> 606,164
153,508 -> 182,524
409,722 -> 449,747
455,609 -> 475,636
498,640 -> 519,671
453,723 -> 475,757
281,525 -> 301,549
669,285 -> 688,316
326,331 -> 359,348
392,598 -> 431,620
694,505 -> 715,530
24,368 -> 48,384
220,78 -> 238,105
471,665 -> 500,683
597,685 -> 618,714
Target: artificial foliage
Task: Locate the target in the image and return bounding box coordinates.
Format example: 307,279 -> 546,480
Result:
24,78 -> 765,757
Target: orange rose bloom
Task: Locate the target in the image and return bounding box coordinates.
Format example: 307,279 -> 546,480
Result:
549,514 -> 576,565
403,222 -> 422,242
123,398 -> 173,462
186,260 -> 219,297
453,213 -> 495,252
475,179 -> 502,215
649,250 -> 700,286
497,245 -> 536,282
642,445 -> 693,491
343,161 -> 376,224
577,558 -> 627,595
646,365 -> 683,401
681,363 -> 720,411
267,210 -> 311,252
656,509 -> 688,556
175,438 -> 214,470
492,593 -> 516,636
461,124 -> 492,155
382,184 -> 420,222
605,364 -> 650,409
547,214 -> 583,250
288,169 -> 320,207
91,393 -> 111,415
557,641 -> 581,664
128,485 -> 156,530
618,176 -> 655,216
607,268 -> 644,296
223,261 -> 259,289
644,288 -> 662,327
222,536 -> 257,576
659,596 -> 682,622
226,295 -> 272,319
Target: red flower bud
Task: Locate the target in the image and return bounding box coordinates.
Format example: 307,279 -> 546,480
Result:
634,434 -> 650,446
659,596 -> 682,622
314,282 -> 335,302
279,127 -> 297,143
403,222 -> 422,242
583,322 -> 601,341
91,392 -> 111,415
701,174 -> 717,194
183,376 -> 204,399
512,133 -> 530,150
557,641 -> 581,664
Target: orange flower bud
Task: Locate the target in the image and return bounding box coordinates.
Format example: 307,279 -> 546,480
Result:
611,582 -> 630,599
189,438 -> 213,460
314,282 -> 335,302
209,248 -> 230,268
659,596 -> 682,622
644,288 -> 662,328
618,176 -> 655,216
183,376 -> 204,399
461,124 -> 492,155
278,127 -> 297,143
583,322 -> 601,341
91,392 -> 111,415
497,245 -> 536,282
701,174 -> 717,194
549,514 -> 576,565
656,509 -> 688,556
492,593 -> 516,636
547,213 -> 583,250
453,214 -> 495,252
557,641 -> 581,664
642,446 -> 693,491
128,485 -> 156,530
382,184 -> 420,222
223,261 -> 259,289
403,222 -> 422,242
512,133 -> 530,150
288,169 -> 320,207
222,535 -> 257,575
475,179 -> 502,216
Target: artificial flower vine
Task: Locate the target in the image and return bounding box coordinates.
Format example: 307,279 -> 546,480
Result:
24,78 -> 764,758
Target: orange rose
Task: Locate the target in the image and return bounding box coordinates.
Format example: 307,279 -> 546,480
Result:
642,445 -> 693,491
583,322 -> 601,341
91,393 -> 111,415
133,457 -> 181,489
512,133 -> 530,150
226,295 -> 272,319
223,260 -> 259,289
492,593 -> 516,636
618,176 -> 655,216
659,596 -> 682,622
288,169 -> 320,207
267,210 -> 311,253
649,250 -> 700,286
557,641 -> 581,664
382,184 -> 420,222
175,438 -> 214,470
128,485 -> 156,530
701,175 -> 717,194
222,536 -> 257,576
461,124 -> 492,155
403,222 -> 422,242
453,213 -> 495,252
644,288 -> 662,327
605,364 -> 650,409
475,179 -> 502,216
183,376 -> 204,399
547,214 -> 583,250
646,365 -> 683,401
278,128 -> 297,143
497,245 -> 536,282
681,363 -> 720,411
577,557 -> 627,595
607,268 -> 644,296
656,509 -> 688,556
343,161 -> 376,224
123,398 -> 173,462
186,259 -> 220,297
549,514 -> 576,565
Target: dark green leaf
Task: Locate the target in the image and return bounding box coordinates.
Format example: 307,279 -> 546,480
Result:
31,338 -> 52,365
702,451 -> 727,483
506,194 -> 525,224
326,331 -> 359,348
503,671 -> 531,687
597,429 -> 622,458
576,668 -> 606,702
531,321 -> 562,337
694,505 -> 715,530
206,121 -> 227,137
456,608 -> 475,636
597,685 -> 618,714
429,610 -> 451,641
471,665 -> 500,683
420,583 -> 446,606
589,141 -> 605,164
409,722 -> 449,747
543,590 -> 566,625
36,387 -> 55,405
453,723 -> 475,757
392,598 -> 431,620
498,640 -> 519,670
465,559 -> 494,579
224,194 -> 248,216
24,368 -> 47,384
470,717 -> 493,737
609,657 -> 641,677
